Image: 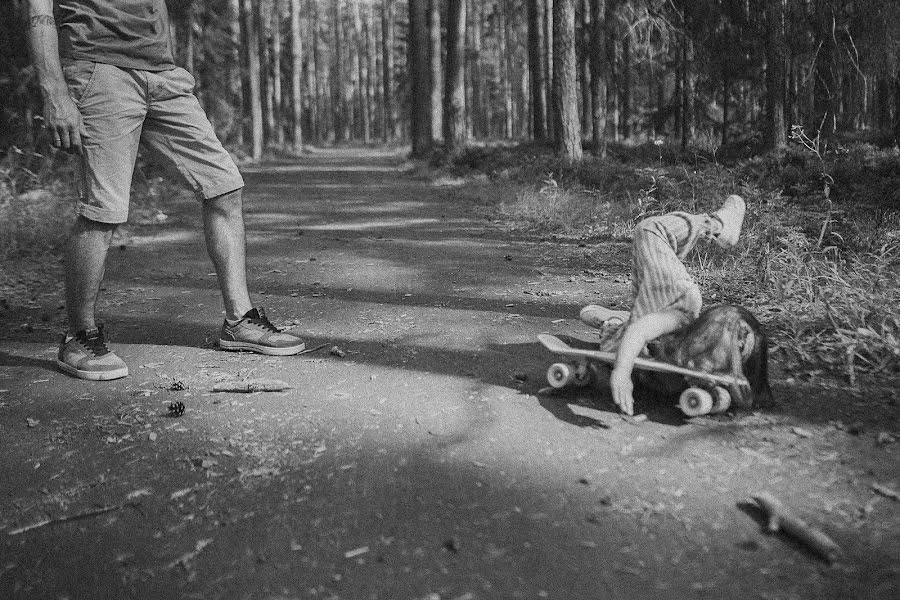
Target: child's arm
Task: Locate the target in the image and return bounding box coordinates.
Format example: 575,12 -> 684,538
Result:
609,310 -> 686,415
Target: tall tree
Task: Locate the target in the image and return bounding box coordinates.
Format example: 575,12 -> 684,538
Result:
528,0 -> 548,140
381,0 -> 398,141
443,0 -> 466,153
429,0 -> 444,141
290,0 -> 303,150
553,0 -> 582,161
589,0 -> 606,155
409,0 -> 433,156
241,0 -> 263,159
765,0 -> 787,150
272,0 -> 284,146
256,0 -> 275,145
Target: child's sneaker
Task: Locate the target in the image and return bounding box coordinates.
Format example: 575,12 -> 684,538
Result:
56,325 -> 129,381
579,305 -> 630,328
219,307 -> 306,355
712,194 -> 746,249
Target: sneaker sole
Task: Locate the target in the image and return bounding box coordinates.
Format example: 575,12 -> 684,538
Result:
219,339 -> 306,356
56,359 -> 129,381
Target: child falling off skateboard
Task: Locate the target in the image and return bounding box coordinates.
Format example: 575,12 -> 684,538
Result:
580,195 -> 772,415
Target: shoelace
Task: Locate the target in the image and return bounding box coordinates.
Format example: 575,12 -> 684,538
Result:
246,314 -> 281,333
76,326 -> 111,357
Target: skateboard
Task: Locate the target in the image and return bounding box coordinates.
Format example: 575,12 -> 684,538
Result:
537,333 -> 748,416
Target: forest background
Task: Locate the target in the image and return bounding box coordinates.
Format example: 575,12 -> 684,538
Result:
1,0 -> 900,389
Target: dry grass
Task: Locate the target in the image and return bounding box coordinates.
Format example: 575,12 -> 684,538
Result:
453,140 -> 900,385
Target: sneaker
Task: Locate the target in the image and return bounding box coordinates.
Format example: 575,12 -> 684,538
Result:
56,325 -> 129,381
579,305 -> 630,328
712,194 -> 746,249
219,307 -> 306,356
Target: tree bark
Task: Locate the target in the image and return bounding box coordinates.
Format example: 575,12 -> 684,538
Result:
620,27 -> 630,140
553,0 -> 582,161
381,0 -> 398,141
580,0 -> 592,139
309,0 -> 322,142
290,0 -> 303,150
365,3 -> 377,142
256,0 -> 274,146
765,0 -> 787,151
229,0 -> 244,146
604,0 -> 618,141
528,0 -> 547,141
429,0 -> 443,142
353,0 -> 369,142
332,1 -> 348,141
470,0 -> 484,138
443,0 -> 466,153
545,0 -> 556,141
241,0 -> 263,159
589,0 -> 605,155
498,1 -> 513,138
409,0 -> 433,156
272,0 -> 284,147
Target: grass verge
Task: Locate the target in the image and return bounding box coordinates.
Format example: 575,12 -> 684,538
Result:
443,140 -> 900,385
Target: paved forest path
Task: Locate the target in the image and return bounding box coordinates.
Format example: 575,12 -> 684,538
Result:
1,148 -> 897,599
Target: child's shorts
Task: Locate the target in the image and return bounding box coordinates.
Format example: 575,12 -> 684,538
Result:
63,60 -> 244,224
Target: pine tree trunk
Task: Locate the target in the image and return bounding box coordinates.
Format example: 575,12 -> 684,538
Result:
604,0 -> 618,141
553,0 -> 582,161
229,0 -> 244,146
680,35 -> 694,148
470,0 -> 484,138
443,0 -> 466,153
429,0 -> 443,142
528,0 -> 547,141
813,0 -> 837,135
580,0 -> 592,140
272,0 -> 284,146
409,0 -> 433,156
620,29 -> 630,140
545,0 -> 556,141
381,0 -> 398,142
256,0 -> 274,146
332,1 -> 347,141
589,0 -> 605,155
365,3 -> 377,142
498,2 -> 513,138
290,0 -> 303,150
241,0 -> 263,159
765,0 -> 787,151
353,0 -> 369,142
309,0 -> 322,142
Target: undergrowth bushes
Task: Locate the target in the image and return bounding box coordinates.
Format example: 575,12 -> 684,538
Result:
452,140 -> 900,384
1,146 -> 173,261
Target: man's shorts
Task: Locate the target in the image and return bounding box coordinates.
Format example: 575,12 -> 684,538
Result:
62,60 -> 244,224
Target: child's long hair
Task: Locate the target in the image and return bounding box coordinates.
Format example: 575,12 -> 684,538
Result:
651,305 -> 774,409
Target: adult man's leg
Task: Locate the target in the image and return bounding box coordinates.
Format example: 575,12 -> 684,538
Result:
204,188 -> 306,355
202,188 -> 252,321
57,216 -> 129,380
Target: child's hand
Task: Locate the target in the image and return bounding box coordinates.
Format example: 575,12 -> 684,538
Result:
609,367 -> 635,416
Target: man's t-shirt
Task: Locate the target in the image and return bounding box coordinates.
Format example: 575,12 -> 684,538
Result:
56,0 -> 176,71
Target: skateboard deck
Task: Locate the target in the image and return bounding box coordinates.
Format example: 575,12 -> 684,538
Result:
537,333 -> 748,415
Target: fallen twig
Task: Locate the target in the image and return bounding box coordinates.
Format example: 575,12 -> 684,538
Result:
210,379 -> 292,393
298,343 -> 328,356
750,492 -> 841,563
872,483 -> 900,502
8,502 -> 138,536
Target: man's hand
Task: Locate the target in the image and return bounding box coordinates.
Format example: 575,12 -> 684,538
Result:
609,366 -> 635,416
43,89 -> 82,152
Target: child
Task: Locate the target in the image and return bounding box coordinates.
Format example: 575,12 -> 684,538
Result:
580,195 -> 772,415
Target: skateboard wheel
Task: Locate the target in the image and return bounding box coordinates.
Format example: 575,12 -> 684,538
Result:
711,387 -> 731,413
679,387 -> 713,416
571,362 -> 592,387
547,363 -> 572,389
